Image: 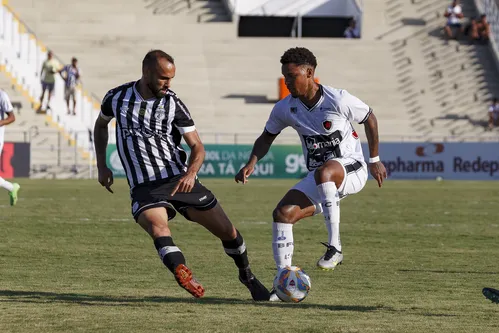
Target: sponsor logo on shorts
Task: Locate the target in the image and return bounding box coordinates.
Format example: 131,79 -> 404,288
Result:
132,201 -> 139,214
199,195 -> 207,202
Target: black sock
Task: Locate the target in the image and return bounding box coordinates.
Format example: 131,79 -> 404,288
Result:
222,230 -> 250,270
154,236 -> 186,273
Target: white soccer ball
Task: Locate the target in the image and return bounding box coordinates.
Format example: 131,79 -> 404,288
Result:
273,266 -> 311,302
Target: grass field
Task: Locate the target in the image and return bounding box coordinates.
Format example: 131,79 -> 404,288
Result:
1,178 -> 499,332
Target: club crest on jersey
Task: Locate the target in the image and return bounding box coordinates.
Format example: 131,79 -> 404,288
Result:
139,107 -> 146,116
155,109 -> 166,121
352,130 -> 359,139
290,107 -> 297,114
322,120 -> 333,131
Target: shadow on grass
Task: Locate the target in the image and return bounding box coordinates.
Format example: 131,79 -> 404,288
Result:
0,289 -> 382,312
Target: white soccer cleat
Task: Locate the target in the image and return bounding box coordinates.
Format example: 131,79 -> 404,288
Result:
269,288 -> 282,302
317,242 -> 343,270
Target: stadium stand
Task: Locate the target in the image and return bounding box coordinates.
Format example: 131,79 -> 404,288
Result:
373,0 -> 499,140
1,0 -> 498,177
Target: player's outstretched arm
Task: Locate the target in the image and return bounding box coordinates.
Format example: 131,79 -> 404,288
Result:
94,115 -> 114,193
363,112 -> 387,187
171,130 -> 205,196
235,130 -> 278,184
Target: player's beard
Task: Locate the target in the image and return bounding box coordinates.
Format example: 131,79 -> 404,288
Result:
147,81 -> 167,99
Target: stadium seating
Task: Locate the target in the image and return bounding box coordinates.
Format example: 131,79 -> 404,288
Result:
368,0 -> 499,140
0,68 -> 91,178
5,0 -> 499,151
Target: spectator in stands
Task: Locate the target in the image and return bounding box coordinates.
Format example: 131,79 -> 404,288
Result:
467,14 -> 490,44
344,18 -> 360,39
444,0 -> 464,40
38,51 -> 60,113
488,97 -> 499,129
60,57 -> 80,115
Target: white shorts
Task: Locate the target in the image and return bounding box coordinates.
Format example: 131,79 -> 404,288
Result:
292,157 -> 368,215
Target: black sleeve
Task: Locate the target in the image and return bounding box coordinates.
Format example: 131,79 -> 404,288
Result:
172,96 -> 195,128
100,89 -> 115,118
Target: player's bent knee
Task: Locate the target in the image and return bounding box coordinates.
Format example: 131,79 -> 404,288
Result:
314,160 -> 344,184
273,206 -> 300,224
137,207 -> 171,238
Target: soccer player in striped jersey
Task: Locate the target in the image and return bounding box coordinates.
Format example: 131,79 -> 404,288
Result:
235,47 -> 387,301
93,50 -> 270,301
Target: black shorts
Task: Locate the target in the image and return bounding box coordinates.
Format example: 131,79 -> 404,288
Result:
130,175 -> 217,222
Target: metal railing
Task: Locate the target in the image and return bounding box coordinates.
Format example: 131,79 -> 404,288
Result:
5,128 -> 498,179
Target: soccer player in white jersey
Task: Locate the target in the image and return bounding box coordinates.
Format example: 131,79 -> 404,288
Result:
0,89 -> 20,205
94,50 -> 270,301
235,47 -> 387,299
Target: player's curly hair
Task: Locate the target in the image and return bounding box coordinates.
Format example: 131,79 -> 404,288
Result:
280,47 -> 317,68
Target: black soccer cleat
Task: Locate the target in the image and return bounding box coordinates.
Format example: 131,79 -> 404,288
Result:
239,267 -> 271,301
483,287 -> 499,304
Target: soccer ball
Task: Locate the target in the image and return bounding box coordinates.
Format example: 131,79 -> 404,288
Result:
273,266 -> 311,302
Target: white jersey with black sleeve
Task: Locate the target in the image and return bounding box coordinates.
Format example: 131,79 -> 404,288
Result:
265,85 -> 371,171
0,89 -> 14,147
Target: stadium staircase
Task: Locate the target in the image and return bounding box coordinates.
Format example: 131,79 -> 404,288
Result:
0,2 -> 96,178
143,0 -> 231,22
5,0 -> 499,171
370,0 -> 499,140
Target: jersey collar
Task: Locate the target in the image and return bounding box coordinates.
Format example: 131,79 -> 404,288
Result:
298,84 -> 324,112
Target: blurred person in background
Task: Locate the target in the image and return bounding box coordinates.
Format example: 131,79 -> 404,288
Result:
444,0 -> 464,40
38,51 -> 60,113
467,14 -> 490,44
0,89 -> 20,205
60,57 -> 80,115
487,97 -> 499,130
343,18 -> 360,39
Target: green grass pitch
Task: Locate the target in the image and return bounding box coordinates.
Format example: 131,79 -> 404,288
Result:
1,179 -> 498,332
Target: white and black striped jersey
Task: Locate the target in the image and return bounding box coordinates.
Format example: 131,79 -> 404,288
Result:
265,85 -> 371,171
100,81 -> 195,189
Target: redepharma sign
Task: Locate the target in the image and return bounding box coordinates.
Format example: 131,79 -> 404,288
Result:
378,142 -> 499,180
106,142 -> 499,180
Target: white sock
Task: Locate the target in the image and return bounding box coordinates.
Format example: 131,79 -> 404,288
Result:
0,177 -> 14,192
317,181 -> 341,252
272,222 -> 294,270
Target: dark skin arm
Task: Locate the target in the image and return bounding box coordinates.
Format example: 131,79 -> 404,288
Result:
170,130 -> 205,196
0,112 -> 15,127
94,115 -> 114,193
235,130 -> 278,184
364,112 -> 387,187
